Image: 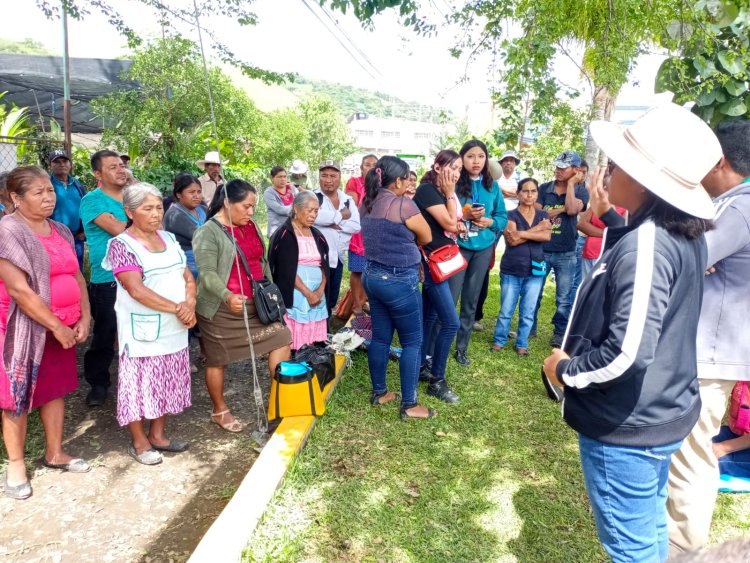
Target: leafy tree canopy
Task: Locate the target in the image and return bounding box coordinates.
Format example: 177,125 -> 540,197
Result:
0,37 -> 54,55
657,0 -> 750,125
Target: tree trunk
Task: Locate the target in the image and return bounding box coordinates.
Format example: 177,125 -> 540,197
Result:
585,84 -> 617,166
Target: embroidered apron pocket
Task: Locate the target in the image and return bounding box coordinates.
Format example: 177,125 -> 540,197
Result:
131,313 -> 161,342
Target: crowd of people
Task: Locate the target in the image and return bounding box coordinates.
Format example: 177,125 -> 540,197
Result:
0,104 -> 749,562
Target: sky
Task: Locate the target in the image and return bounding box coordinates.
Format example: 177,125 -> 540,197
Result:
2,0 -> 666,126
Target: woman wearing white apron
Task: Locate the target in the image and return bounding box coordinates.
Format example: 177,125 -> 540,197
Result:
103,183 -> 197,465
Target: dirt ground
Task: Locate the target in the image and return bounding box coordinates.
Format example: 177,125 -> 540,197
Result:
0,339 -> 275,563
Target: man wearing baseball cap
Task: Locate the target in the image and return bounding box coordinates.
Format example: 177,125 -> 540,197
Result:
49,149 -> 87,270
314,160 -> 360,317
532,150 -> 588,348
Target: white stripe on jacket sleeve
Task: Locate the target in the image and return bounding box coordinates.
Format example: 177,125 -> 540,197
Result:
562,221 -> 656,389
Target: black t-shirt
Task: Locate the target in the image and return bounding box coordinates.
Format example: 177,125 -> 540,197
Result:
538,181 -> 589,253
500,208 -> 549,276
413,183 -> 457,253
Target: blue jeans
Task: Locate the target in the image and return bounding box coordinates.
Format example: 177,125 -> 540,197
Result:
493,274 -> 544,350
326,262 -> 344,317
714,425 -> 750,478
532,250 -> 576,335
581,257 -> 597,279
74,238 -> 85,272
579,434 -> 682,563
421,266 -> 459,380
363,262 -> 423,406
571,235 -> 585,299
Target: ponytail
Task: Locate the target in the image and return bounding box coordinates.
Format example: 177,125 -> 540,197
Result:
361,155 -> 410,214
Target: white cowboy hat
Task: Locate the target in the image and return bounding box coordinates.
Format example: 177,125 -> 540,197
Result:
289,159 -> 308,175
196,151 -> 222,170
590,103 -> 721,219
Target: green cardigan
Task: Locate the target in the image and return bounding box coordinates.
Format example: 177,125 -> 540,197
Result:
192,218 -> 272,320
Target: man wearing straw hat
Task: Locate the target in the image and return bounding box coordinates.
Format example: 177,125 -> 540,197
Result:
196,151 -> 224,204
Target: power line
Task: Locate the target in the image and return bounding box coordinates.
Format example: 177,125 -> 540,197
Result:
298,0 -> 380,81
316,3 -> 384,78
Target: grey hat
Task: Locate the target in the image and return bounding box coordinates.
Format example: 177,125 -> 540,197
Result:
499,150 -> 521,165
319,159 -> 341,172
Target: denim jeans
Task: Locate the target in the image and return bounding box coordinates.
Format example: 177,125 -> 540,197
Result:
571,235 -> 585,299
714,425 -> 750,479
421,266 -> 459,380
326,262 -> 344,317
447,245 -> 494,352
579,434 -> 682,563
363,261 -> 423,406
74,238 -> 85,272
84,282 -> 118,390
581,258 -> 597,279
493,274 -> 544,350
532,250 -> 576,335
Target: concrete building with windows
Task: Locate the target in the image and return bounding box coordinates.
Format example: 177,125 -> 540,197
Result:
344,112 -> 443,174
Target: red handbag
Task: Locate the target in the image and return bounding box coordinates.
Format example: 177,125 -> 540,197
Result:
421,244 -> 468,283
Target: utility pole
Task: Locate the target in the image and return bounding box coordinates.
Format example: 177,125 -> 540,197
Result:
62,0 -> 72,155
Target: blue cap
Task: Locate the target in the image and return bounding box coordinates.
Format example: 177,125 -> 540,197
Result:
553,150 -> 582,169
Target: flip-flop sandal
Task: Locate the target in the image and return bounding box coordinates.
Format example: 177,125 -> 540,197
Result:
370,391 -> 401,406
150,439 -> 189,453
42,458 -> 91,473
3,472 -> 32,500
211,410 -> 243,433
128,445 -> 163,466
400,403 -> 437,420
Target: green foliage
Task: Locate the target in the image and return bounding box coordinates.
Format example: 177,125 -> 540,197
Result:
296,96 -> 356,170
656,0 -> 750,125
0,37 -> 54,55
0,93 -> 32,137
285,76 -> 448,121
520,102 -> 588,179
91,37 -> 263,172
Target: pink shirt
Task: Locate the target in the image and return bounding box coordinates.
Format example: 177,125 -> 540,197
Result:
0,224 -> 81,330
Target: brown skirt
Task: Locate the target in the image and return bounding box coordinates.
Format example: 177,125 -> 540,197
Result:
197,300 -> 292,367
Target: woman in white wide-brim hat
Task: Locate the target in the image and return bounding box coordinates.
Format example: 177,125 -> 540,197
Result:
542,103 -> 722,563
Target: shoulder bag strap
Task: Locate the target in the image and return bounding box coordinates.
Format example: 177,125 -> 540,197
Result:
210,218 -> 254,281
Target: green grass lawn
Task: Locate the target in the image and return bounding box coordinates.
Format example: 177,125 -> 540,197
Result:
244,271 -> 750,562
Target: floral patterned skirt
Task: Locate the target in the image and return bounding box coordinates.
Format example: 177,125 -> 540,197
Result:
116,346 -> 191,426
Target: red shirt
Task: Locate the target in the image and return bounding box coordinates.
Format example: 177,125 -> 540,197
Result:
224,223 -> 264,298
346,176 -> 365,255
582,207 -> 627,259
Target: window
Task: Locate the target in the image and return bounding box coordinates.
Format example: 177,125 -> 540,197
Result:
355,129 -> 374,137
414,132 -> 431,140
381,131 -> 401,139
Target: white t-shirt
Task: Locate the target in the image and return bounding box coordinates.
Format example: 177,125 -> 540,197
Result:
498,173 -> 521,211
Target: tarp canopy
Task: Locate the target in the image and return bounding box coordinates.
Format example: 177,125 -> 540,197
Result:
0,54 -> 136,134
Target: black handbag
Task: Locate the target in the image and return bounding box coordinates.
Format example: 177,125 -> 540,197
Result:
213,219 -> 287,325
294,343 -> 336,391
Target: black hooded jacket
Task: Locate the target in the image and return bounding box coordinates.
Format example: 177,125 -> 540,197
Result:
556,220 -> 706,446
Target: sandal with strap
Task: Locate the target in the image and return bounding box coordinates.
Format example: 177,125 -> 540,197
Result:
400,403 -> 437,420
370,391 -> 401,406
211,410 -> 243,433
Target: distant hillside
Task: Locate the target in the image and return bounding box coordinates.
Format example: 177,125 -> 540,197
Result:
284,76 -> 450,122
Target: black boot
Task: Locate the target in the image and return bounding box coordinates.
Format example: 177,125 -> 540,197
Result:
418,363 -> 431,382
427,378 -> 460,404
